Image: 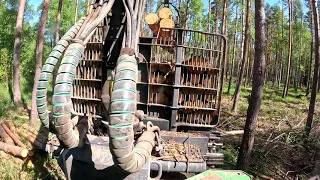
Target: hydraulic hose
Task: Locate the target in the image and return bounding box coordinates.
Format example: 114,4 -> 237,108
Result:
78,0 -> 115,41
52,42 -> 85,148
49,0 -> 114,148
36,17 -> 86,129
108,48 -> 158,173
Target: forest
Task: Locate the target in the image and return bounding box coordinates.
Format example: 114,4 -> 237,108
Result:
0,0 -> 319,179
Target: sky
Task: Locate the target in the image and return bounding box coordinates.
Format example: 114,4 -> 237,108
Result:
28,0 -> 308,23
29,0 -> 41,8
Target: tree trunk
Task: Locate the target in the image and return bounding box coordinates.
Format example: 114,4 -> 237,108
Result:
227,5 -> 238,94
30,0 -> 51,127
244,38 -> 251,87
232,0 -> 251,112
307,10 -> 314,96
74,0 -> 79,24
86,0 -> 90,15
13,0 -> 27,105
215,1 -> 219,34
306,41 -> 313,96
52,0 -> 63,90
283,0 -> 293,98
221,0 -> 228,79
305,0 -> 320,138
236,0 -> 266,170
208,0 -> 211,32
279,1 -> 284,89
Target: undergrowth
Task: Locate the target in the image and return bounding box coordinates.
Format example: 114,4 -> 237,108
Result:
0,80 -> 319,179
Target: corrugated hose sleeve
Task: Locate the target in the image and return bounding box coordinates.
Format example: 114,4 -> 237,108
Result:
36,17 -> 86,129
52,42 -> 85,148
108,50 -> 157,173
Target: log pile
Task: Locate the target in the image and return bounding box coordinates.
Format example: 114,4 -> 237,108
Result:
145,7 -> 175,37
0,121 -> 47,158
145,7 -> 176,51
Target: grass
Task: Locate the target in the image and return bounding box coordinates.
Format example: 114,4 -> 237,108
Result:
0,82 -> 64,180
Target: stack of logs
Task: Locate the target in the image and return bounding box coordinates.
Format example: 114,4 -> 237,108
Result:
0,121 -> 47,158
145,7 -> 175,40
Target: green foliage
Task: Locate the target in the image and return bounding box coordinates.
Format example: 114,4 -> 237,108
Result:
0,49 -> 10,82
219,148 -> 239,169
0,83 -> 14,117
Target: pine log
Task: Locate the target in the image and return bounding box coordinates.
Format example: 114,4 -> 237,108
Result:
158,7 -> 172,19
145,13 -> 159,35
0,141 -> 28,158
5,120 -> 18,136
17,129 -> 43,149
0,122 -> 25,148
21,124 -> 48,143
0,125 -> 14,145
21,124 -> 37,135
159,18 -> 174,30
159,18 -> 175,41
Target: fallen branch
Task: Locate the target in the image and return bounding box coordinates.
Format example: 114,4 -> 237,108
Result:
0,122 -> 25,148
265,118 -> 286,144
285,165 -> 312,176
216,128 -> 244,136
223,130 -> 244,135
264,145 -> 278,157
0,142 -> 28,158
264,132 -> 286,148
293,116 -> 307,129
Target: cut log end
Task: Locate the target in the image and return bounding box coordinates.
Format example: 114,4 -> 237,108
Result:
21,149 -> 28,158
159,18 -> 175,30
145,13 -> 159,25
158,7 -> 172,19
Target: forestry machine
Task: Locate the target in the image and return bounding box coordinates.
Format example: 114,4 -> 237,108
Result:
35,0 -> 249,179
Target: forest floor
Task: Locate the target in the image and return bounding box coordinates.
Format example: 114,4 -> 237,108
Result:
218,84 -> 320,180
0,83 -> 319,179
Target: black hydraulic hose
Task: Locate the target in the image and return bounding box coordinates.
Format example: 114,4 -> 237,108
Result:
36,17 -> 86,129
